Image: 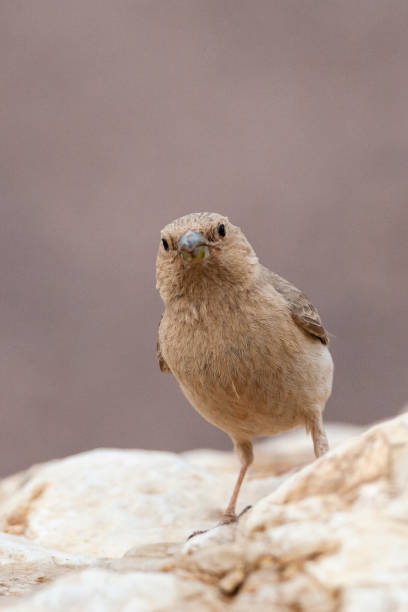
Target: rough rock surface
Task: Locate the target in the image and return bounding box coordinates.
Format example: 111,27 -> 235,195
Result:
2,417 -> 408,610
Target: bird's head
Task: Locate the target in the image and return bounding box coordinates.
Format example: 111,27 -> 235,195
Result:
156,212 -> 259,303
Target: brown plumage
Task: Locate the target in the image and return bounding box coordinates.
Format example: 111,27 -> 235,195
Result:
156,212 -> 333,526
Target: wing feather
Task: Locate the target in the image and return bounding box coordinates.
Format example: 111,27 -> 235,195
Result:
261,266 -> 329,345
157,315 -> 171,372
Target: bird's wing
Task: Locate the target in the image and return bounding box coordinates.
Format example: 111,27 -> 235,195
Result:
157,315 -> 171,372
261,266 -> 329,345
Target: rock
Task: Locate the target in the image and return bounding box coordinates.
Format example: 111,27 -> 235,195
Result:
0,532 -> 97,600
2,417 -> 408,610
0,448 -> 284,558
4,568 -> 219,612
180,415 -> 408,611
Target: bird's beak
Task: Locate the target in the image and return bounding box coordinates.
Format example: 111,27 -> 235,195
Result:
178,230 -> 210,263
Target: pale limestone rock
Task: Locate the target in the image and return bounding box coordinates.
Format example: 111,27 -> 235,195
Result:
5,568 -> 219,612
0,532 -> 97,599
180,415 -> 408,611
0,448 -> 284,558
2,417 -> 408,611
0,532 -> 96,569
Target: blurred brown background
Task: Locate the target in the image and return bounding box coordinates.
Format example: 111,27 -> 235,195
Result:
1,1 -> 407,476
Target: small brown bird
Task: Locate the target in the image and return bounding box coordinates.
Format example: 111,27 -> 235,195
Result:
156,212 -> 333,526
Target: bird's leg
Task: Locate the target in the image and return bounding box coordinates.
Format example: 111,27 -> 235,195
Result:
220,440 -> 253,524
309,413 -> 329,458
220,465 -> 249,524
186,440 -> 253,540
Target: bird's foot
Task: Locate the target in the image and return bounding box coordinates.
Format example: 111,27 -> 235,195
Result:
186,528 -> 208,540
187,505 -> 252,540
219,504 -> 252,525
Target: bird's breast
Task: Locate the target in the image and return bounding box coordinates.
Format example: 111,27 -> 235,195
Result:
160,298 -> 292,402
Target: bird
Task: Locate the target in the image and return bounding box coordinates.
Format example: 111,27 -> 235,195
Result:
156,212 -> 333,527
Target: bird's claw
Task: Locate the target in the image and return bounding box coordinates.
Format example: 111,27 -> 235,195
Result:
187,505 -> 252,540
186,529 -> 208,541
239,504 -> 253,517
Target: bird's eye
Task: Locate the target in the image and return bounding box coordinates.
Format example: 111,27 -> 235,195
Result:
162,238 -> 169,251
218,223 -> 226,237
